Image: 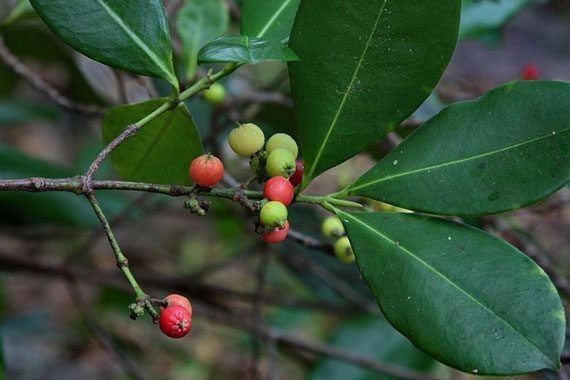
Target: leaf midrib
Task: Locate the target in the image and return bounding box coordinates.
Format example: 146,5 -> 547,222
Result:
94,0 -> 173,82
256,0 -> 294,38
349,126 -> 570,193
306,0 -> 387,181
344,212 -> 557,367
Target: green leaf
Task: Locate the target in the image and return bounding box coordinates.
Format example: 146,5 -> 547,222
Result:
311,316 -> 435,380
29,0 -> 178,88
288,0 -> 461,187
103,99 -> 203,185
198,35 -> 299,65
337,211 -> 565,375
460,0 -> 544,39
345,81 -> 570,216
241,0 -> 301,41
0,100 -> 60,126
176,0 -> 229,80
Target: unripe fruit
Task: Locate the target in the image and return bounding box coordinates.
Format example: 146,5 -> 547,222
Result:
322,216 -> 345,238
163,294 -> 192,314
189,154 -> 224,187
203,82 -> 226,104
266,148 -> 296,178
334,237 -> 355,263
289,160 -> 304,187
159,305 -> 192,339
266,133 -> 298,157
261,220 -> 290,244
260,201 -> 288,228
264,176 -> 294,206
228,123 -> 265,157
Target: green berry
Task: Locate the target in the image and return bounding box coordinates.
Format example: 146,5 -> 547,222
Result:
260,201 -> 288,228
322,216 -> 345,238
228,123 -> 265,157
334,237 -> 355,263
266,148 -> 296,178
203,83 -> 226,104
266,133 -> 299,157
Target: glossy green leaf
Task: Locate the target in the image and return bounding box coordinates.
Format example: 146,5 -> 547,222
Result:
176,0 -> 229,80
103,99 -> 203,185
337,211 -> 565,375
288,0 -> 461,187
198,35 -> 299,65
346,81 -> 570,216
0,100 -> 60,126
460,0 -> 544,39
241,0 -> 301,41
311,316 -> 435,380
29,0 -> 178,88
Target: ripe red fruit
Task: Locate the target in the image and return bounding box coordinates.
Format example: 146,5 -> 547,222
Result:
261,220 -> 290,244
163,294 -> 192,314
264,176 -> 295,206
159,305 -> 192,339
189,154 -> 224,187
521,64 -> 540,81
289,160 -> 304,187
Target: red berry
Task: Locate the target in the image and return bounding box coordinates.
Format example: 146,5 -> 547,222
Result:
163,294 -> 192,314
189,154 -> 224,187
261,220 -> 290,244
159,305 -> 192,339
264,176 -> 295,206
289,160 -> 304,187
521,64 -> 540,81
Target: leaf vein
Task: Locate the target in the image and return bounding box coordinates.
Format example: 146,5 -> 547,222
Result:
350,126 -> 570,193
306,0 -> 387,180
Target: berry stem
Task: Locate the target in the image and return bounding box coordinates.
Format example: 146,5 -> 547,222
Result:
86,193 -> 158,320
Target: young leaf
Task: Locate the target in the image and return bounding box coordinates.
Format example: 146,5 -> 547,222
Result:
241,0 -> 301,41
288,0 -> 461,187
337,211 -> 565,375
103,99 -> 203,185
345,81 -> 570,216
198,35 -> 299,65
29,0 -> 178,88
176,0 -> 229,80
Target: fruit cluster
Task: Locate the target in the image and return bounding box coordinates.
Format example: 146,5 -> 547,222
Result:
188,123 -> 304,244
159,294 -> 193,339
321,216 -> 355,263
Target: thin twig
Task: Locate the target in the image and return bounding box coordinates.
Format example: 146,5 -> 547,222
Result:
85,192 -> 158,320
0,35 -> 105,116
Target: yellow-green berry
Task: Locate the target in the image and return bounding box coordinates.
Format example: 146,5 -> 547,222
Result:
203,83 -> 226,104
266,148 -> 296,178
266,133 -> 299,157
334,237 -> 355,263
260,201 -> 288,228
228,123 -> 265,157
322,216 -> 345,238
